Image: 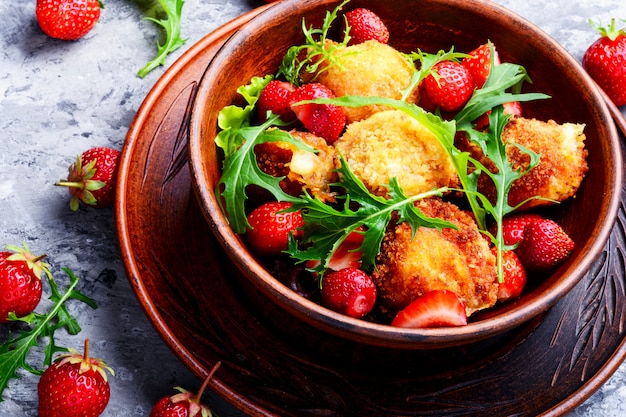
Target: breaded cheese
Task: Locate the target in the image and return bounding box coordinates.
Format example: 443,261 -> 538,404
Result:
255,130 -> 338,202
335,109 -> 459,198
372,198 -> 499,317
314,40 -> 417,123
457,117 -> 588,209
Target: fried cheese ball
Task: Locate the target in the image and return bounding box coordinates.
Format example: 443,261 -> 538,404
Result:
372,198 -> 498,318
313,40 -> 417,123
255,130 -> 338,202
335,109 -> 459,198
457,117 -> 588,210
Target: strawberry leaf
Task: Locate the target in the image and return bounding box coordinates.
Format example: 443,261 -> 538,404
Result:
137,0 -> 187,78
0,268 -> 96,400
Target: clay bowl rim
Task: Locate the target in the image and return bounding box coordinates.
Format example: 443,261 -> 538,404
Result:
188,0 -> 623,349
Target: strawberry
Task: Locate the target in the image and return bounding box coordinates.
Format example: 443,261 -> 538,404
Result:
423,60 -> 475,112
516,218 -> 575,272
56,147 -> 120,211
493,248 -> 527,301
321,267 -> 377,318
344,8 -> 390,45
0,242 -> 51,323
245,202 -> 304,256
257,80 -> 296,123
38,339 -> 114,417
306,230 -> 364,272
494,212 -> 545,247
36,0 -> 101,41
150,362 -> 221,417
462,42 -> 501,88
391,290 -> 468,328
473,100 -> 522,130
582,19 -> 626,106
289,83 -> 346,143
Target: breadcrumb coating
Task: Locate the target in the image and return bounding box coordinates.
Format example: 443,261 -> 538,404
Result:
335,109 -> 459,198
457,117 -> 588,209
314,40 -> 417,123
372,198 -> 499,317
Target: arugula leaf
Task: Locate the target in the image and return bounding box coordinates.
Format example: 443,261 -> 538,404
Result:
277,0 -> 352,85
288,155 -> 454,274
0,268 -> 96,400
137,0 -> 187,78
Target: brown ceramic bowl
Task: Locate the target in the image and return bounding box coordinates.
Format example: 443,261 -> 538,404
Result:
189,0 -> 622,349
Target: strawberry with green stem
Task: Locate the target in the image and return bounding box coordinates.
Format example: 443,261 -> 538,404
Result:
36,0 -> 102,41
582,19 -> 626,106
38,338 -> 114,417
55,147 -> 120,211
0,242 -> 52,323
149,362 -> 221,417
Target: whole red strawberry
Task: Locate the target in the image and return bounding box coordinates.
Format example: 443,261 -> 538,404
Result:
36,0 -> 101,41
0,242 -> 51,323
344,8 -> 390,45
150,362 -> 221,417
462,42 -> 501,88
423,60 -> 475,112
38,339 -> 114,417
493,212 -> 545,247
321,267 -> 377,318
245,201 -> 304,256
516,219 -> 575,272
582,19 -> 626,106
391,290 -> 467,328
493,249 -> 527,301
257,80 -> 296,123
56,147 -> 120,211
289,83 -> 346,143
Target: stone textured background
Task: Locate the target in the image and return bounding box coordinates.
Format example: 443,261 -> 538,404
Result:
1,0 -> 625,416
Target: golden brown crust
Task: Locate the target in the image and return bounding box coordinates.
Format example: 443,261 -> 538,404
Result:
372,198 -> 498,317
457,117 -> 588,209
335,109 -> 459,198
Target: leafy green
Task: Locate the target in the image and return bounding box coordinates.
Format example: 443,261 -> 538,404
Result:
288,155 -> 454,274
137,0 -> 187,78
277,0 -> 352,85
0,268 -> 96,400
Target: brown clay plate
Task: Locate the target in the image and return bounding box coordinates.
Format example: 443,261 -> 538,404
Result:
116,6 -> 626,417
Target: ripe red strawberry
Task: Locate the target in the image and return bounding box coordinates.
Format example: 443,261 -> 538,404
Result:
493,212 -> 545,247
150,362 -> 221,417
289,83 -> 346,143
56,147 -> 120,211
473,100 -> 522,129
36,0 -> 101,41
321,267 -> 377,318
257,80 -> 296,122
423,60 -> 475,112
462,42 -> 501,88
582,19 -> 626,106
493,248 -> 527,301
0,242 -> 51,323
38,339 -> 114,417
391,290 -> 467,328
245,202 -> 304,256
306,230 -> 364,272
516,218 -> 575,272
344,8 -> 390,45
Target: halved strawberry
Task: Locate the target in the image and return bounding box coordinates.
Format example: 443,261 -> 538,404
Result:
306,230 -> 364,272
245,202 -> 304,257
391,290 -> 468,328
321,267 -> 377,318
289,83 -> 346,144
344,8 -> 390,45
516,218 -> 575,272
423,61 -> 475,113
493,248 -> 527,301
257,80 -> 296,122
462,42 -> 501,88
